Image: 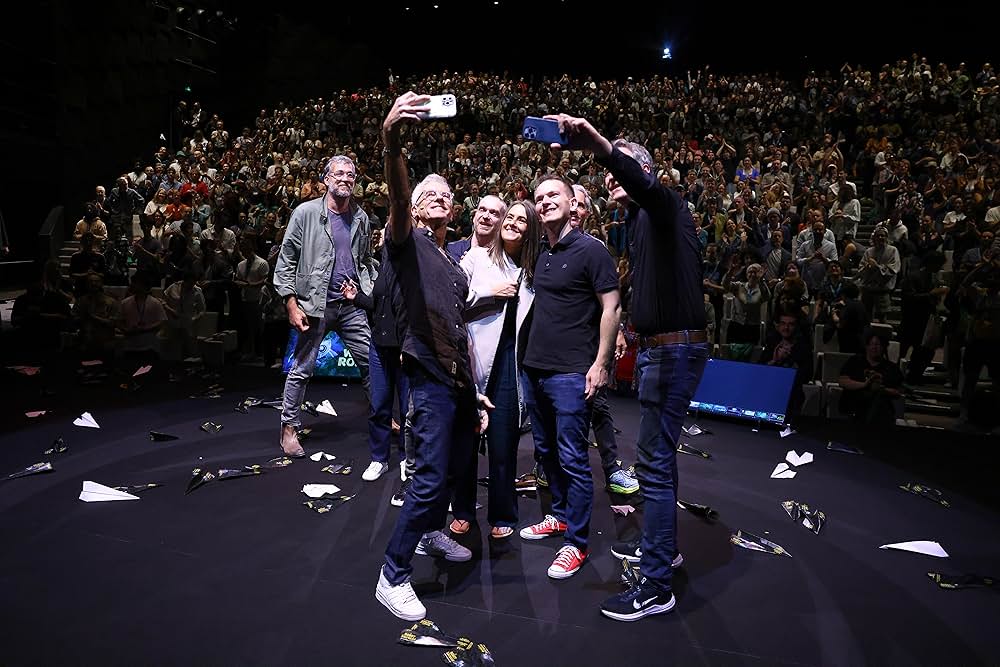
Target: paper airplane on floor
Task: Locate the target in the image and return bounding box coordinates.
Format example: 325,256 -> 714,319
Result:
296,428 -> 314,439
185,468 -> 217,494
785,451 -> 813,467
782,500 -> 825,534
302,483 -> 342,498
398,619 -> 460,648
927,572 -> 996,590
316,400 -> 337,416
303,494 -> 355,514
321,459 -> 353,475
610,504 -> 636,516
879,540 -> 949,558
44,438 -> 68,455
200,421 -> 223,434
6,462 -> 53,480
309,451 -> 335,462
827,440 -> 863,455
731,529 -> 792,557
682,424 -> 711,436
619,555 -> 642,588
114,483 -> 161,494
677,499 -> 719,521
300,401 -> 319,417
217,466 -> 263,480
149,431 -> 179,442
25,410 -> 47,418
133,365 -> 153,377
235,397 -> 263,413
8,365 -> 41,376
263,456 -> 294,469
780,426 -> 796,438
771,462 -> 797,479
79,481 -> 140,502
81,360 -> 103,367
900,482 -> 951,508
678,442 -> 712,459
514,472 -> 537,493
73,412 -> 100,429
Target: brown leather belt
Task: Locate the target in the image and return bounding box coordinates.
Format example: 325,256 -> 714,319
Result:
638,329 -> 709,349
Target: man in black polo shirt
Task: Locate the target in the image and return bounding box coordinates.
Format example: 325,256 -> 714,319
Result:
518,174 -> 621,581
546,115 -> 708,622
374,92 -> 486,622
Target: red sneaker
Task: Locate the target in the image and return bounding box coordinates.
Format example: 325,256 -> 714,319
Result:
519,514 -> 567,540
547,545 -> 588,579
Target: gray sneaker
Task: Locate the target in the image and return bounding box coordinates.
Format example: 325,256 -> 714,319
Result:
415,530 -> 472,562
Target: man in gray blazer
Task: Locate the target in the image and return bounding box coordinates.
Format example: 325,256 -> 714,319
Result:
273,155 -> 377,456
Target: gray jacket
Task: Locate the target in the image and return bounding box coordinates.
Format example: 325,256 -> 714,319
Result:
273,196 -> 376,318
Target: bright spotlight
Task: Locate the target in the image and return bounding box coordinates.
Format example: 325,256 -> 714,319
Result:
662,46 -> 672,60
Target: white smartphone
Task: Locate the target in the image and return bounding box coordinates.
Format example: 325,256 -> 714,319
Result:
416,94 -> 457,120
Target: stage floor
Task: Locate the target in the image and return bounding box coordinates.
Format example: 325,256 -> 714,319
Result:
1,364 -> 998,666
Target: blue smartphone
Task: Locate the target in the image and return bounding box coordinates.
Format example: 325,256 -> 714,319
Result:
521,116 -> 566,145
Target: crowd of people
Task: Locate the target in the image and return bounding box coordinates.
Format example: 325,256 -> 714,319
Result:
9,54 -> 1000,627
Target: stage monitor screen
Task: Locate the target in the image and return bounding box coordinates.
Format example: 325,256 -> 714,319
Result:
688,358 -> 795,425
281,329 -> 361,379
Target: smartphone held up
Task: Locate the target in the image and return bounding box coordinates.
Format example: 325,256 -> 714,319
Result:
415,94 -> 457,120
521,116 -> 567,146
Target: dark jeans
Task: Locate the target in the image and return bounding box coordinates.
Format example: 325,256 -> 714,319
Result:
523,368 -> 593,551
591,389 -> 621,479
454,330 -> 519,527
281,301 -> 371,428
368,343 -> 409,464
383,366 -> 477,585
635,343 -> 708,592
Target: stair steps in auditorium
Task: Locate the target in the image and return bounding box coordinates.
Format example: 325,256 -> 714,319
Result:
58,240 -> 79,272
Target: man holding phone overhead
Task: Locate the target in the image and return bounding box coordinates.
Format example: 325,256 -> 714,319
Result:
543,114 -> 708,622
374,91 -> 490,622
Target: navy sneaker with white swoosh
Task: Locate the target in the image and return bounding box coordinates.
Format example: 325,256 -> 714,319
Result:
600,582 -> 676,622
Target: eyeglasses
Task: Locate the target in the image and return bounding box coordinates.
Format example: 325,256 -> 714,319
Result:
328,170 -> 356,181
418,189 -> 453,203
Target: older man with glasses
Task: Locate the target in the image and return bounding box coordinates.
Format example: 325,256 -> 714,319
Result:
273,155 -> 377,458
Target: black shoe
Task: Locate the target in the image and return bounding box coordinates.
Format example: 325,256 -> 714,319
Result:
390,478 -> 411,507
611,538 -> 684,568
533,462 -> 549,488
601,581 -> 675,622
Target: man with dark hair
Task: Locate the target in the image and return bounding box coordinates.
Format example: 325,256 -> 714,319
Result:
273,154 -> 376,458
546,116 -> 707,622
518,173 -> 621,581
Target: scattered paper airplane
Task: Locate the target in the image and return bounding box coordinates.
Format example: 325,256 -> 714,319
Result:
927,572 -> 996,590
827,441 -> 863,455
682,424 -> 711,436
398,619 -> 460,648
6,462 -> 53,480
900,482 -> 951,508
79,481 -> 140,502
133,365 -> 153,377
677,499 -> 719,521
73,412 -> 100,429
80,360 -> 103,367
303,494 -> 355,513
316,399 -> 337,416
149,431 -> 179,442
731,529 -> 792,557
43,438 -> 68,455
879,540 -> 949,558
782,500 -> 825,534
114,483 -> 161,494
780,426 -> 796,438
25,411 -> 47,418
678,442 -> 712,459
610,505 -> 636,516
200,421 -> 223,434
8,365 -> 41,376
785,451 -> 813,467
771,462 -> 797,479
302,483 -> 342,498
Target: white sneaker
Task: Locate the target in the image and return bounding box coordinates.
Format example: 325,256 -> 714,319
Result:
400,459 -> 408,482
362,460 -> 389,482
415,530 -> 472,562
375,567 -> 425,621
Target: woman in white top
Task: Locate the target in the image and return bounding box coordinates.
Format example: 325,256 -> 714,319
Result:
451,201 -> 539,539
828,183 -> 861,241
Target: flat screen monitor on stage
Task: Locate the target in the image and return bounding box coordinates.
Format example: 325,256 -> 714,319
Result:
688,358 -> 795,425
281,329 -> 361,379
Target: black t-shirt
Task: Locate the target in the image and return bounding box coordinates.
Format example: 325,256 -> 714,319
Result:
523,229 -> 619,374
597,147 -> 706,335
840,354 -> 903,390
388,226 -> 472,390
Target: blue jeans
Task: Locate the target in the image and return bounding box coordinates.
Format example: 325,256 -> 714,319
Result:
454,329 -> 519,527
383,366 -> 477,585
635,343 -> 708,592
368,343 -> 409,464
522,368 -> 593,551
281,301 -> 371,428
